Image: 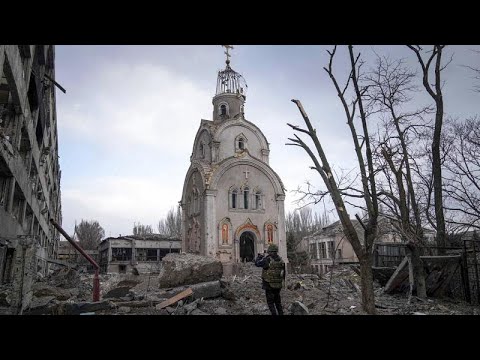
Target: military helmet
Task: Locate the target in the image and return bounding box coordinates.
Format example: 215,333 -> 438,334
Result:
267,244 -> 279,253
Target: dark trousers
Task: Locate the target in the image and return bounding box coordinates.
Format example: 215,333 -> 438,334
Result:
265,288 -> 283,315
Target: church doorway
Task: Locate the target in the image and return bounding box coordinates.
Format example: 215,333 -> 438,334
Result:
240,231 -> 255,262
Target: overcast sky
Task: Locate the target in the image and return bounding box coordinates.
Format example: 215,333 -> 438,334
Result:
54,45 -> 480,237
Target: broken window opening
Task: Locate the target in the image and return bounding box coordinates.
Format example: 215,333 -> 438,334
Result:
0,156 -> 13,210
136,248 -> 158,262
111,247 -> 132,261
25,204 -> 34,233
118,264 -> 127,274
27,73 -> 39,113
12,183 -> 25,224
35,118 -> 44,148
19,126 -> 32,166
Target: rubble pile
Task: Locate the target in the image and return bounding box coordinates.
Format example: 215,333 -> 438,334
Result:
5,258 -> 477,315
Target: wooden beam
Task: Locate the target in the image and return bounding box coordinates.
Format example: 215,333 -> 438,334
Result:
156,288 -> 193,310
384,256 -> 409,294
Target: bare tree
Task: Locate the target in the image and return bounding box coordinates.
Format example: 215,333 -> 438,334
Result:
133,223 -> 154,236
443,117 -> 480,231
366,54 -> 430,298
287,45 -> 379,314
158,206 -> 182,238
407,45 -> 450,250
75,219 -> 105,250
463,49 -> 480,92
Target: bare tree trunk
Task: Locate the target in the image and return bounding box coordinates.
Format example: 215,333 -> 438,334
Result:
408,45 -> 447,251
288,46 -> 378,314
405,243 -> 427,298
359,252 -> 375,314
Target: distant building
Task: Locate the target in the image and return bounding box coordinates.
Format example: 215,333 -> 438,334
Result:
0,45 -> 62,286
57,241 -> 99,272
304,217 -> 436,275
98,235 -> 181,274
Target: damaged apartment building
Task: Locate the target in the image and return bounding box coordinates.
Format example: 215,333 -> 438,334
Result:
0,46 -> 62,298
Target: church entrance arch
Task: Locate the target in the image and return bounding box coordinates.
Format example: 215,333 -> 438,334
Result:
239,231 -> 255,262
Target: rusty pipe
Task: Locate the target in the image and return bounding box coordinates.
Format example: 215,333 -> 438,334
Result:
50,218 -> 100,302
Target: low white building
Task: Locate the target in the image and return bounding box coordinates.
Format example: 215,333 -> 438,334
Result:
98,235 -> 181,274
304,217 -> 435,275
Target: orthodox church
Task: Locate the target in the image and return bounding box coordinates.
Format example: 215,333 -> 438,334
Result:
180,47 -> 287,270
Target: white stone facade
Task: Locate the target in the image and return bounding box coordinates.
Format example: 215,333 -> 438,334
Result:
181,61 -> 287,267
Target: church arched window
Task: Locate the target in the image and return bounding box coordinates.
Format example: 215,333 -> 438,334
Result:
243,186 -> 249,209
199,143 -> 205,158
218,102 -> 229,118
231,188 -> 238,209
254,189 -> 262,210
235,134 -> 248,152
238,138 -> 244,150
192,188 -> 199,214
187,195 -> 192,215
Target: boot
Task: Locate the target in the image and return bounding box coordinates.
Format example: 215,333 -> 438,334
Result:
268,303 -> 278,315
276,304 -> 284,315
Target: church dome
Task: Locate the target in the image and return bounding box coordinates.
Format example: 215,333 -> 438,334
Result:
215,62 -> 247,98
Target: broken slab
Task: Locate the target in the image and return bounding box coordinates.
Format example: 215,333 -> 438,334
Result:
32,283 -> 75,301
158,253 -> 223,288
55,300 -> 112,315
290,301 -> 309,315
190,281 -> 222,300
104,287 -> 132,299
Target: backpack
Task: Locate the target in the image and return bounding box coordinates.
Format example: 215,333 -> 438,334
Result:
262,257 -> 285,289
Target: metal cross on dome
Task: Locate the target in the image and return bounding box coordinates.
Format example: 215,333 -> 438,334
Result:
222,45 -> 234,63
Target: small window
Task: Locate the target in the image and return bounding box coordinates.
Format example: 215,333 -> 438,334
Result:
243,187 -> 249,209
220,104 -> 227,116
232,190 -> 237,209
199,143 -> 204,158
238,138 -> 244,150
255,191 -> 262,209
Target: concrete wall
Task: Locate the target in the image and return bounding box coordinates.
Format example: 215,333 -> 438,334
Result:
0,45 -> 62,280
217,122 -> 266,162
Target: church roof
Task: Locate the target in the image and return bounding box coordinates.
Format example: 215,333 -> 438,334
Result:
216,63 -> 247,97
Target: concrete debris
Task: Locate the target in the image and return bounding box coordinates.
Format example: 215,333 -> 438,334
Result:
190,280 -> 222,300
158,253 -> 223,288
2,258 -> 476,315
290,301 -> 309,315
117,306 -> 131,313
214,307 -> 228,315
